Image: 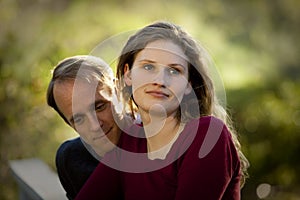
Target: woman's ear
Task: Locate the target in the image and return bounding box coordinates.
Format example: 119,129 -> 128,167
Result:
124,64 -> 132,86
184,82 -> 192,95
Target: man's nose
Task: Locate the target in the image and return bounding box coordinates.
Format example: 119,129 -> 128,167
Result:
88,113 -> 102,132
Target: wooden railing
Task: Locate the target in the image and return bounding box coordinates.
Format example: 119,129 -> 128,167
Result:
9,158 -> 67,200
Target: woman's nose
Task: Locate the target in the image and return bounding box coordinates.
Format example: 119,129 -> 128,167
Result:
153,68 -> 168,86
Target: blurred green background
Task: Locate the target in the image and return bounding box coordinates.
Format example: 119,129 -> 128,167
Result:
0,0 -> 299,199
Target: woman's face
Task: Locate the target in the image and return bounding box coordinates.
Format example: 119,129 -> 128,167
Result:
124,40 -> 192,117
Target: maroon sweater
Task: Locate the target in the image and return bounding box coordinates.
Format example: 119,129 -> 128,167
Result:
75,116 -> 241,200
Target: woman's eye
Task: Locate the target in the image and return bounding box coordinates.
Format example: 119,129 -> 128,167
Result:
143,64 -> 154,71
168,67 -> 180,75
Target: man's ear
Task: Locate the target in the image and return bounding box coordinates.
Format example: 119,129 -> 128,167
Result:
184,82 -> 192,95
124,64 -> 132,86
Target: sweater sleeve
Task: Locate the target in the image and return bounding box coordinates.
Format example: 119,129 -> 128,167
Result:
175,117 -> 241,200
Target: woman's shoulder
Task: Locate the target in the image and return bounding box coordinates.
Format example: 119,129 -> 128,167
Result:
184,116 -> 236,158
186,116 -> 226,131
200,115 -> 225,124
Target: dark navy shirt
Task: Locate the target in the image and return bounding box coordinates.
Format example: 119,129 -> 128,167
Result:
56,137 -> 99,200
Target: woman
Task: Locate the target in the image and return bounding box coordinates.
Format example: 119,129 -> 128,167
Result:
76,21 -> 249,200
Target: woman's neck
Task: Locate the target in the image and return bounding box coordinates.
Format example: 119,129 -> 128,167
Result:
140,109 -> 181,152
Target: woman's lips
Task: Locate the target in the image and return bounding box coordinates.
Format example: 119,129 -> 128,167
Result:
146,90 -> 169,98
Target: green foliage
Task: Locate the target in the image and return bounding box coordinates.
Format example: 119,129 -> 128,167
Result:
228,79 -> 300,199
0,0 -> 299,199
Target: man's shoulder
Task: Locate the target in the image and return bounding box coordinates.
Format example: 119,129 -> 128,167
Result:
55,138 -> 99,199
56,137 -> 98,163
57,137 -> 84,154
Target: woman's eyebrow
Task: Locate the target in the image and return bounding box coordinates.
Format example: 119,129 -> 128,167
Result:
139,59 -> 185,67
168,63 -> 186,68
137,59 -> 156,63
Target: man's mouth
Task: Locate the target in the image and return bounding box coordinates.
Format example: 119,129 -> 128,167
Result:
93,127 -> 113,140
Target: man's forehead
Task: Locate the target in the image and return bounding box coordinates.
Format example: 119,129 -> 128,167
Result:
53,79 -> 111,122
72,81 -> 111,106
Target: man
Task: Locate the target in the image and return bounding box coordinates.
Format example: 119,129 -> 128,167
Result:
46,55 -> 125,199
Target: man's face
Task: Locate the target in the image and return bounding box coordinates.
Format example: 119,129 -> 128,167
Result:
53,79 -> 120,156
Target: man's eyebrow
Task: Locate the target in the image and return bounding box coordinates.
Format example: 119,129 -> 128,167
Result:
69,115 -> 75,125
69,113 -> 82,125
69,99 -> 109,124
89,99 -> 109,111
